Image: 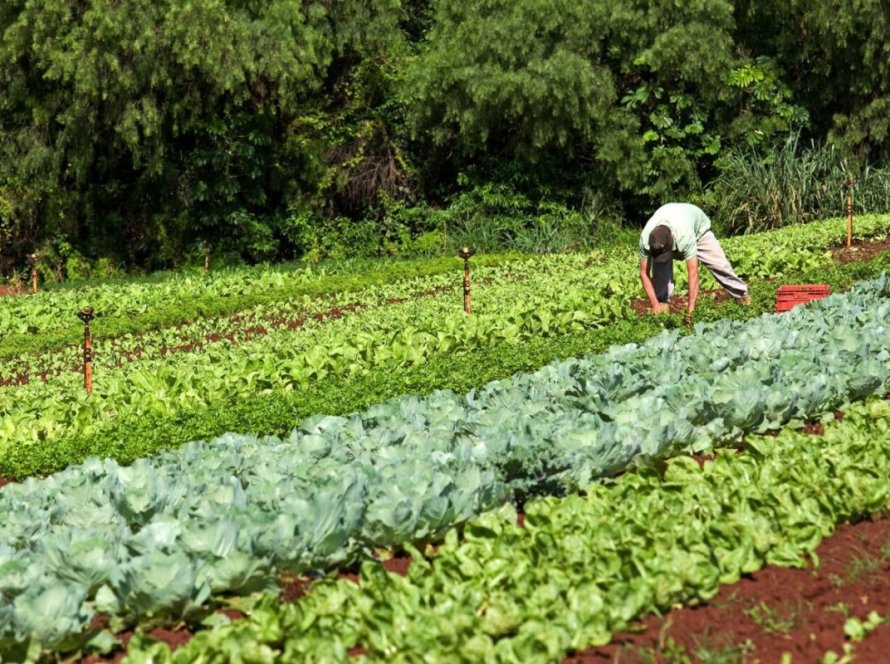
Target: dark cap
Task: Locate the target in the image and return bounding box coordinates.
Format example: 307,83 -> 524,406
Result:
648,225 -> 673,263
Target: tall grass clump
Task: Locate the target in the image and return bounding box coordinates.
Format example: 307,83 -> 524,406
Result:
707,134 -> 890,235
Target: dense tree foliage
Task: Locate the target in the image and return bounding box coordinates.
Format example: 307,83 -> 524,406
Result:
1,0 -> 889,273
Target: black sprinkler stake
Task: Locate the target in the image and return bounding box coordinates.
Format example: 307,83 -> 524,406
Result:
457,246 -> 476,315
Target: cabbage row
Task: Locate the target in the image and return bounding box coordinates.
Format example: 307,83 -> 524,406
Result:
1,275 -> 888,657
123,398 -> 890,664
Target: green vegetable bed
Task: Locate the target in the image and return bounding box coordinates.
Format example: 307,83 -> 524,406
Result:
1,274 -> 888,660
122,398 -> 890,664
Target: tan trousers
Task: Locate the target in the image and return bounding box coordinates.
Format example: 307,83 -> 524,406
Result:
653,231 -> 748,302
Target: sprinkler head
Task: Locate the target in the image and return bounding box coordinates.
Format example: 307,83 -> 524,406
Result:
27,253 -> 38,264
457,246 -> 476,261
77,307 -> 95,324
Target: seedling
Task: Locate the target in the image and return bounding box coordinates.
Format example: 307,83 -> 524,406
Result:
77,307 -> 95,393
844,611 -> 885,641
745,600 -> 804,636
845,549 -> 889,584
692,633 -> 755,664
822,644 -> 856,664
826,602 -> 852,618
457,246 -> 476,315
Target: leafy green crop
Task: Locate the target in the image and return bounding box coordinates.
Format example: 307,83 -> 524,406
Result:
0,253 -> 532,359
5,243 -> 889,482
121,398 -> 890,663
1,212 -> 887,362
0,274 -> 888,658
3,214 -> 889,468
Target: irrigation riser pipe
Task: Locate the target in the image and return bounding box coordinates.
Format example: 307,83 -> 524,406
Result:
77,307 -> 95,394
28,253 -> 38,294
457,246 -> 476,315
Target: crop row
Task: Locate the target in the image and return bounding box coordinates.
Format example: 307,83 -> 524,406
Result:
0,253 -> 534,358
3,244 -> 890,481
1,275 -> 887,658
0,253 -> 631,456
0,278 -> 459,387
0,254 -> 611,389
1,214 -> 888,364
118,398 -> 890,664
4,213 -> 887,387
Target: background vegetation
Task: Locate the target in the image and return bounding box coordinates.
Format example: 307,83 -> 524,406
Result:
2,0 -> 890,279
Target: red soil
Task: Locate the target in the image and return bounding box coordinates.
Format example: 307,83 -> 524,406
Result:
802,419 -> 826,436
381,555 -> 412,577
630,288 -> 730,316
566,517 -> 890,663
832,235 -> 890,263
279,572 -> 312,603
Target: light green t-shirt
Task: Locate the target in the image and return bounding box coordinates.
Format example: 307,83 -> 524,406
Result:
638,203 -> 712,260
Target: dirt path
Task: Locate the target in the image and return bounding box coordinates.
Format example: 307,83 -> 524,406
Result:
630,288 -> 731,316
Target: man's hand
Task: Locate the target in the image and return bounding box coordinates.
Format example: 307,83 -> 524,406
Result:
653,303 -> 670,315
683,311 -> 693,327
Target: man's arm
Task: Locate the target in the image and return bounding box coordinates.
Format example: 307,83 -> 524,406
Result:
639,258 -> 666,313
686,257 -> 699,315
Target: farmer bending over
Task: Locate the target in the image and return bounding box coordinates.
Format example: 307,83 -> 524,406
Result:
639,203 -> 750,325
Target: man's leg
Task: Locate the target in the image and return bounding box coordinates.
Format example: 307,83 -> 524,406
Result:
652,260 -> 674,302
696,231 -> 748,298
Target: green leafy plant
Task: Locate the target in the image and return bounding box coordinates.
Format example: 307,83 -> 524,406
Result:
119,398 -> 890,663
2,276 -> 890,658
843,611 -> 886,642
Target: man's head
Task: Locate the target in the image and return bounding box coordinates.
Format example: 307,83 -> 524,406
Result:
648,225 -> 673,263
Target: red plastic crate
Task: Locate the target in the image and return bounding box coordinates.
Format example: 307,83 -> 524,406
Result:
774,284 -> 831,312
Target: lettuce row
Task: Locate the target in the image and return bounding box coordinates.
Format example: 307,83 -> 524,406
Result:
125,399 -> 890,663
1,251 -> 629,456
0,275 -> 889,657
0,253 -> 530,342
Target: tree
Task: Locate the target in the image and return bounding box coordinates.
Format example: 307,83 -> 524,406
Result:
0,0 -> 408,267
404,0 -> 753,207
736,0 -> 890,163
